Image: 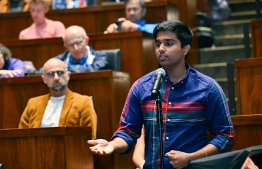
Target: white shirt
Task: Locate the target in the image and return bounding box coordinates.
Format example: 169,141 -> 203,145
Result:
40,95 -> 66,127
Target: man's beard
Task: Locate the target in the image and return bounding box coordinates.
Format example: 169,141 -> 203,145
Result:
51,79 -> 68,91
51,84 -> 66,91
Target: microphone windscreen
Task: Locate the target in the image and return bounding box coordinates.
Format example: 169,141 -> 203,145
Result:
156,68 -> 166,77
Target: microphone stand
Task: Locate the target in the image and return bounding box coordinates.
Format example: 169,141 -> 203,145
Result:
156,91 -> 164,169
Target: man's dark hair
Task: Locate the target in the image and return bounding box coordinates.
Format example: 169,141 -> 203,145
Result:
0,43 -> 12,63
153,20 -> 193,50
124,0 -> 145,8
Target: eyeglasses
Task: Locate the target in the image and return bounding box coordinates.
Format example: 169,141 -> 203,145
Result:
66,40 -> 85,49
45,71 -> 66,78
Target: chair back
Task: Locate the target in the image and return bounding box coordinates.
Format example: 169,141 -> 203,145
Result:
101,49 -> 121,71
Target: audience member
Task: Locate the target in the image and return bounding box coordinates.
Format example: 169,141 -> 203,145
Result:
0,43 -> 24,78
0,0 -> 29,13
88,20 -> 234,169
19,58 -> 97,140
106,0 -> 158,34
19,0 -> 65,40
53,25 -> 108,72
52,0 -> 88,9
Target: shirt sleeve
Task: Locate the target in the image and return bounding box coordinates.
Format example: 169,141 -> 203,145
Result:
0,58 -> 25,78
80,96 -> 97,140
137,23 -> 159,34
88,50 -> 108,71
111,80 -> 144,154
11,58 -> 25,77
206,80 -> 235,152
19,99 -> 32,128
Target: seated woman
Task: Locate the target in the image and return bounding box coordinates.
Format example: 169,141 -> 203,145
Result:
0,44 -> 24,78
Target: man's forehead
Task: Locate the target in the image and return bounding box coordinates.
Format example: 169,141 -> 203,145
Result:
65,35 -> 83,43
44,60 -> 66,72
126,0 -> 141,8
156,31 -> 177,39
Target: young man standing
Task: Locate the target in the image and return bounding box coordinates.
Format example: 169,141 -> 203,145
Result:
88,20 -> 234,169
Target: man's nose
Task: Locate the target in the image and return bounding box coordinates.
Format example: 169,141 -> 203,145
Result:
159,44 -> 165,53
73,44 -> 79,50
130,9 -> 135,15
53,73 -> 60,79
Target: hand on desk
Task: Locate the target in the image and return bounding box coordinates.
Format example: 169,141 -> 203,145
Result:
0,69 -> 22,78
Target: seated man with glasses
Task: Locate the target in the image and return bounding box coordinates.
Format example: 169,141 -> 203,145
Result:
54,25 -> 108,73
19,58 -> 97,140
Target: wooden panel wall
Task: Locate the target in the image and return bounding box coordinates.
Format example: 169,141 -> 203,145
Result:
251,19 -> 262,58
0,70 -> 134,169
231,114 -> 262,151
235,58 -> 262,115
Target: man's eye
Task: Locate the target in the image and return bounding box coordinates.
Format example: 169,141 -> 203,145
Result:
164,42 -> 172,46
155,43 -> 161,47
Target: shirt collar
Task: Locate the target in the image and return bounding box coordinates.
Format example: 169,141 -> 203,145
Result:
68,49 -> 88,66
164,62 -> 191,88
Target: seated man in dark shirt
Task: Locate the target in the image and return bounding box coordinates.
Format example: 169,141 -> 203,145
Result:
55,25 -> 108,72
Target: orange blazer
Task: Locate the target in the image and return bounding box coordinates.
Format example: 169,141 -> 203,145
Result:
19,89 -> 97,140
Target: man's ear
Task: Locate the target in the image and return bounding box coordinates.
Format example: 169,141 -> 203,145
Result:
184,45 -> 191,55
42,75 -> 46,84
67,71 -> 70,80
86,36 -> 90,45
142,8 -> 147,18
44,6 -> 49,14
63,43 -> 67,49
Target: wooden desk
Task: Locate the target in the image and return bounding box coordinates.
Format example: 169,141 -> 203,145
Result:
251,19 -> 262,58
2,31 -> 158,84
235,58 -> 262,115
231,114 -> 262,151
0,127 -> 94,169
0,70 -> 134,169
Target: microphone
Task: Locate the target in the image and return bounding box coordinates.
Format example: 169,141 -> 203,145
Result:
151,68 -> 166,99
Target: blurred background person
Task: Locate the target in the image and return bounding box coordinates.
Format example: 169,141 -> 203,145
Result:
53,25 -> 108,72
0,43 -> 24,78
105,0 -> 158,34
19,0 -> 65,40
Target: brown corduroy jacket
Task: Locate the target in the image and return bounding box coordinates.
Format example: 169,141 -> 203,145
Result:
19,89 -> 97,140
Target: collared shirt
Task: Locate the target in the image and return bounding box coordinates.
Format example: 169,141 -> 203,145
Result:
135,19 -> 159,34
112,63 -> 234,169
68,53 -> 88,66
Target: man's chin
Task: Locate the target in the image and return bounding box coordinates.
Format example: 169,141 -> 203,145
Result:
52,85 -> 65,92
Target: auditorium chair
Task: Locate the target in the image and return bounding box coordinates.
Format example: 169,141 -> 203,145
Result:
101,48 -> 121,71
187,145 -> 262,169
